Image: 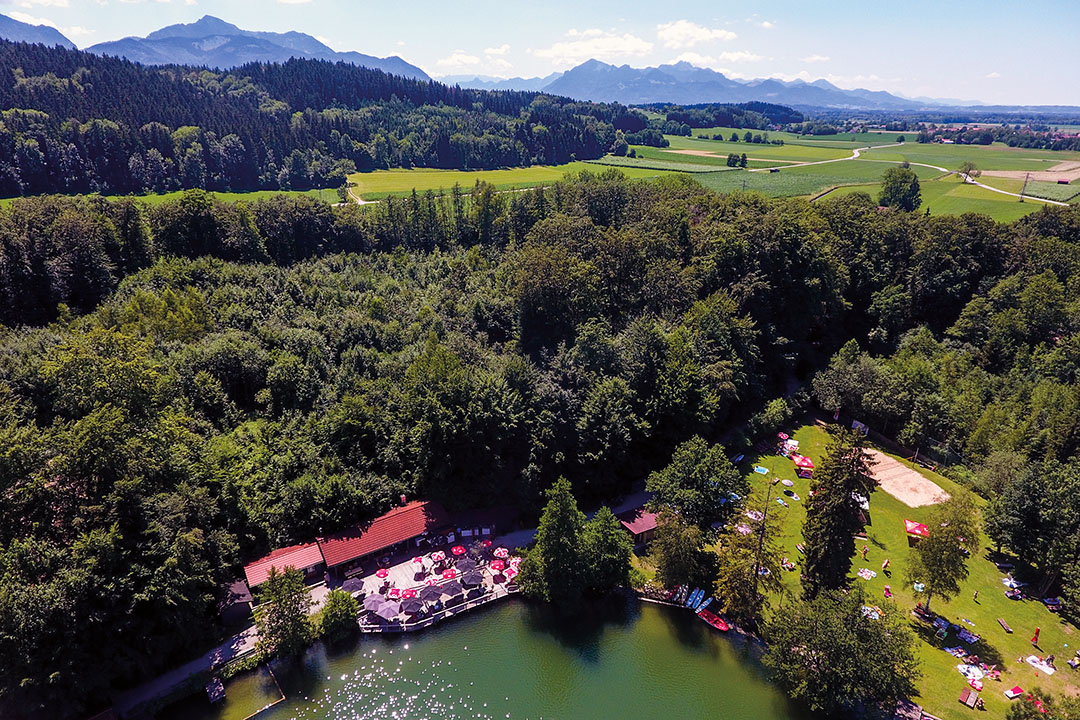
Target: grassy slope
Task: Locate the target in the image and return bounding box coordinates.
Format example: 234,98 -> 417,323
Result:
858,143 -> 1080,172
823,179 -> 1047,223
738,422 -> 1078,720
346,163 -> 677,199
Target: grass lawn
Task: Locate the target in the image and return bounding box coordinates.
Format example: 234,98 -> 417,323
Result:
688,161 -> 940,199
858,143 -> 1080,172
663,134 -> 852,162
689,126 -> 910,149
346,163 -> 677,199
0,188 -> 332,208
822,178 -> 1047,222
733,420 -> 1079,720
586,155 -> 733,173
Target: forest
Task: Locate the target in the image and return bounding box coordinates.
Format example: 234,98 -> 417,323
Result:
2,168 -> 1080,716
0,40 -> 656,197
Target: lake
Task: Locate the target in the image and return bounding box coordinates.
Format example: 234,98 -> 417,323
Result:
160,597 -> 805,720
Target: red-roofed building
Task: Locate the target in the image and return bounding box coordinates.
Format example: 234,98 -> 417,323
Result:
243,542 -> 326,588
617,506 -> 659,546
317,500 -> 449,571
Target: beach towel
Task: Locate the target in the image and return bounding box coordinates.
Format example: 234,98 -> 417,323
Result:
945,647 -> 967,658
1004,687 -> 1023,700
958,629 -> 980,645
957,664 -> 985,680
1026,655 -> 1056,675
754,465 -> 769,475
857,568 -> 877,580
776,498 -> 789,507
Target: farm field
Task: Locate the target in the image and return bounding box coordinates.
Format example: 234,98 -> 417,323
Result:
346,163 -> 676,199
739,421 -> 1079,720
664,134 -> 853,161
822,178 -> 1048,222
690,126 -> 910,148
858,142 -> 1080,172
586,155 -> 733,173
976,175 -> 1080,203
692,161 -> 941,198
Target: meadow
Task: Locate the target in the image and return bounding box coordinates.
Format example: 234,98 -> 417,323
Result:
739,421 -> 1078,720
823,178 -> 1051,223
346,163 -> 677,199
975,176 -> 1080,203
692,126 -> 910,149
858,142 -> 1080,172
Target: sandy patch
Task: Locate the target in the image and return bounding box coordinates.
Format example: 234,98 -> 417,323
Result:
866,449 -> 950,508
982,161 -> 1080,182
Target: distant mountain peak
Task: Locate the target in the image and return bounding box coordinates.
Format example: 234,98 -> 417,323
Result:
87,15 -> 428,79
0,12 -> 75,49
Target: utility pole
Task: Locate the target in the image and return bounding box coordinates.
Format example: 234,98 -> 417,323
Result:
1020,172 -> 1030,203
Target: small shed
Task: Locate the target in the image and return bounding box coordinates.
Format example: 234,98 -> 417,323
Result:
218,579 -> 254,626
616,507 -> 659,546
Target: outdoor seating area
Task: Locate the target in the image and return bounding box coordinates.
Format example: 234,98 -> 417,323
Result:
340,538 -> 523,630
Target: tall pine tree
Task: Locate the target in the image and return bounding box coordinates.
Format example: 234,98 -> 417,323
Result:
802,426 -> 877,598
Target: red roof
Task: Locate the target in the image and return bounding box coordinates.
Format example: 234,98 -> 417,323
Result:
617,506 -> 659,536
317,501 -> 449,567
243,542 -> 325,587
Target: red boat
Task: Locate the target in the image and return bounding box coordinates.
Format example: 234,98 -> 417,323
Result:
698,608 -> 730,632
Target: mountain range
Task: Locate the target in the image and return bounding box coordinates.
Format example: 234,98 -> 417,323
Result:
0,12 -> 988,109
441,60 -> 979,109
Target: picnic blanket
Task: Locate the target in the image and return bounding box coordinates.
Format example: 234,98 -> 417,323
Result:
957,629 -> 981,645
957,664 -> 985,680
1002,577 -> 1025,589
857,568 -> 877,580
1026,655 -> 1056,675
753,465 -> 768,475
945,646 -> 967,658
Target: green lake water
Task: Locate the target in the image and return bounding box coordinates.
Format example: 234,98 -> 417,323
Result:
161,597 -> 805,720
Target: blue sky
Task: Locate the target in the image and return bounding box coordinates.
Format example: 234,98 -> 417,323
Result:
2,0 -> 1078,105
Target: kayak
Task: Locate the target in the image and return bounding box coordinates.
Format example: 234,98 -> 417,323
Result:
698,608 -> 730,632
686,588 -> 701,608
691,591 -> 705,610
696,597 -> 713,614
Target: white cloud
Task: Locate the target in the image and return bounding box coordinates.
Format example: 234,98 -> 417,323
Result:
484,43 -> 510,56
8,10 -> 58,27
656,20 -> 736,49
435,50 -> 481,69
63,25 -> 92,36
532,28 -> 653,67
15,0 -> 69,7
800,54 -> 830,63
985,71 -> 1001,79
674,50 -> 762,66
760,20 -> 774,29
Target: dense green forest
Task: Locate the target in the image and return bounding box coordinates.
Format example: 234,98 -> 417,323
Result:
2,169 -> 1080,717
0,40 -> 655,196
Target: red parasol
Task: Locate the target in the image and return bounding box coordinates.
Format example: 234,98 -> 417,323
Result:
430,550 -> 446,562
493,547 -> 509,559
442,568 -> 458,579
401,588 -> 418,599
412,556 -> 424,565
375,568 -> 389,578
451,545 -> 466,555
778,432 -> 789,440
509,556 -> 521,567
904,520 -> 929,538
481,539 -> 492,548
490,559 -> 505,571
792,454 -> 814,469
425,578 -> 439,586
505,567 -> 518,579
387,587 -> 401,598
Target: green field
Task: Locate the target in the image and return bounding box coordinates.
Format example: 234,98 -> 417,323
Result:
347,163 -> 677,199
663,134 -> 852,162
685,161 -> 939,199
740,421 -> 1079,720
586,155 -> 733,173
823,178 -> 1049,222
976,176 -> 1080,203
0,188 -> 332,208
859,142 -> 1080,172
692,126 -> 911,149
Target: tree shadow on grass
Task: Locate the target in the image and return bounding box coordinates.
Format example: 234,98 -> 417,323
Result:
909,614 -> 1006,670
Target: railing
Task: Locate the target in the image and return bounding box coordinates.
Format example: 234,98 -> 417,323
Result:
358,586 -> 519,633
